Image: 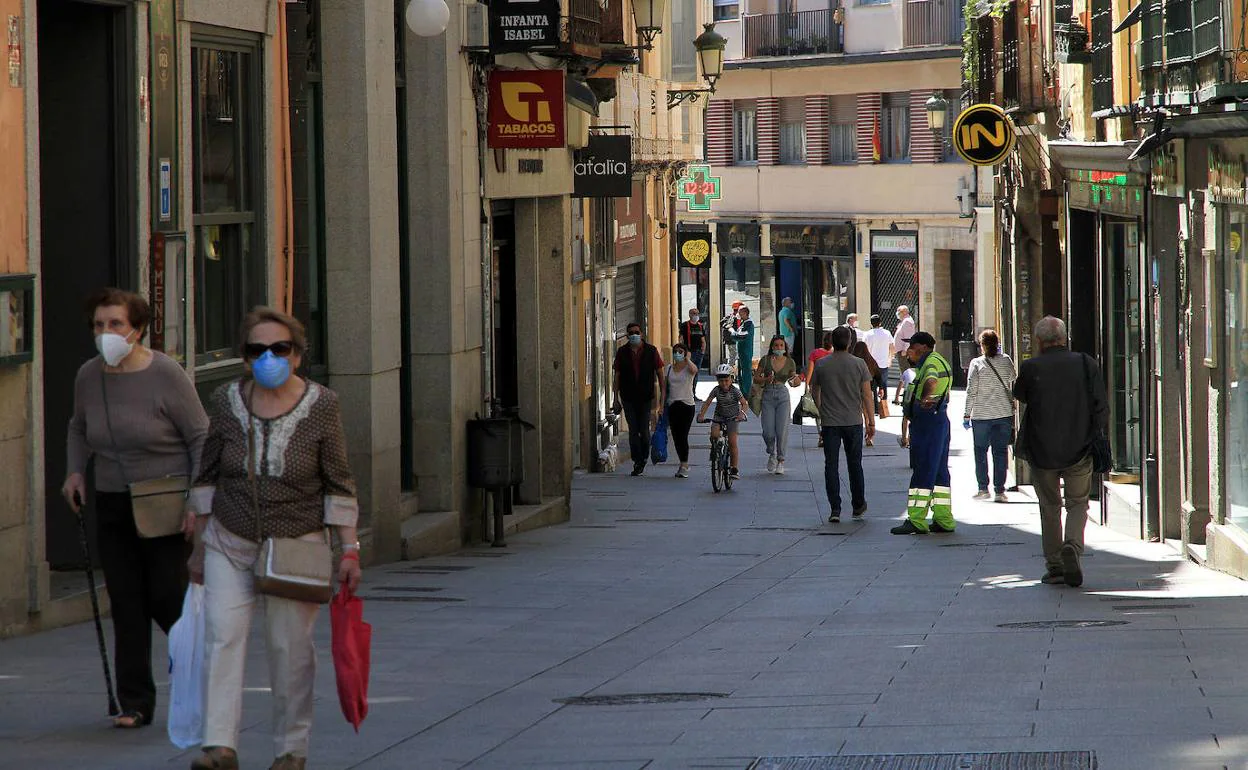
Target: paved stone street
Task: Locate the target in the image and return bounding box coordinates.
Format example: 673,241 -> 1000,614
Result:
4,390 -> 1248,770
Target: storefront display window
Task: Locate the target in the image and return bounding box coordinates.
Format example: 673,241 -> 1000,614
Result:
1226,207 -> 1248,529
718,223 -> 766,357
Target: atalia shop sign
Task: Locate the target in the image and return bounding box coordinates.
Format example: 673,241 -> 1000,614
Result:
489,0 -> 560,52
488,70 -> 565,150
573,135 -> 632,198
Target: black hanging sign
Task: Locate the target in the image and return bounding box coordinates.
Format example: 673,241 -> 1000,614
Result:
677,231 -> 713,270
489,0 -> 561,52
573,135 -> 633,198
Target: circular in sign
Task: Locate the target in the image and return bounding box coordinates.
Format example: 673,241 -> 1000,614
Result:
682,238 -> 710,266
952,103 -> 1016,167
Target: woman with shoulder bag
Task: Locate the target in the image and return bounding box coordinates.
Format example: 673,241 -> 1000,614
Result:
186,308 -> 361,770
62,288 -> 209,730
666,342 -> 698,478
963,329 -> 1017,503
755,335 -> 802,475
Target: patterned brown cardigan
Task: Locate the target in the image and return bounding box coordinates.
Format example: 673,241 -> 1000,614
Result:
189,380 -> 358,542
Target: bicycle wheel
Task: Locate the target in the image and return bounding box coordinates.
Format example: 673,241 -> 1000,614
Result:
722,458 -> 733,491
710,443 -> 722,492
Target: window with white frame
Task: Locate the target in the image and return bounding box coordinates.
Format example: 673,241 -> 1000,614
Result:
883,91 -> 910,162
734,100 -> 757,164
779,98 -> 806,165
828,95 -> 857,164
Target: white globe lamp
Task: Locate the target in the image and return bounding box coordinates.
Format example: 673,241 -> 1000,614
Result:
406,0 -> 450,37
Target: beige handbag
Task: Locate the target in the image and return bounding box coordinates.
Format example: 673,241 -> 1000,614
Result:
246,386 -> 333,604
101,375 -> 189,539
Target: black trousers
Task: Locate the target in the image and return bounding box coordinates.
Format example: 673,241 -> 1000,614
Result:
668,401 -> 696,462
96,491 -> 191,718
621,398 -> 653,467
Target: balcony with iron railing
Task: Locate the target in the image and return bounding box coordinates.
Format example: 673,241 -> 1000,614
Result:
1136,0 -> 1248,106
903,0 -> 964,47
742,8 -> 844,58
562,0 -> 603,57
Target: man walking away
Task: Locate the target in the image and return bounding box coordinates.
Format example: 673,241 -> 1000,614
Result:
812,327 -> 875,523
892,305 -> 916,404
731,306 -> 757,397
1013,316 -> 1109,587
613,322 -> 666,477
891,331 -> 955,535
678,308 -> 707,386
864,314 -> 894,418
778,297 -> 798,357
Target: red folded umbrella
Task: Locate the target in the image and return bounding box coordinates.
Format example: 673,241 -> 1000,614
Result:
331,585 -> 372,732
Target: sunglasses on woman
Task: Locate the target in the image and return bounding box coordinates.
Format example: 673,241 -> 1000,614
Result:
243,340 -> 296,360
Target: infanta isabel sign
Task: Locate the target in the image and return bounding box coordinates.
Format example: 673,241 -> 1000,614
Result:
489,0 -> 560,52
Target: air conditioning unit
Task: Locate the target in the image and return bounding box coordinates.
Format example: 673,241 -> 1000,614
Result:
464,2 -> 488,49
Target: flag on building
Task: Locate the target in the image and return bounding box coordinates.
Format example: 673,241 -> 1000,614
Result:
872,113 -> 882,163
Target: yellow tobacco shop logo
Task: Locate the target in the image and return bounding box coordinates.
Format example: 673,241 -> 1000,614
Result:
500,82 -> 553,126
488,70 -> 566,149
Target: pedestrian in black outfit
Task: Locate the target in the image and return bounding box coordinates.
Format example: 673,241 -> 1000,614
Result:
677,308 -> 707,385
613,322 -> 667,476
62,288 -> 209,729
1013,316 -> 1109,588
665,342 -> 698,478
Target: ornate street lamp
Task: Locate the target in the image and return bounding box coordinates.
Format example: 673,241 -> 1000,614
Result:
925,92 -> 950,135
632,0 -> 668,50
667,24 -> 727,109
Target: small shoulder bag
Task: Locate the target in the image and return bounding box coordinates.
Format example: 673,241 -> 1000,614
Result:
246,385 -> 334,604
1080,355 -> 1113,474
100,373 -> 189,539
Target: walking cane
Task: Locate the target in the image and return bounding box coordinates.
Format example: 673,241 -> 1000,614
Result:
75,496 -> 120,716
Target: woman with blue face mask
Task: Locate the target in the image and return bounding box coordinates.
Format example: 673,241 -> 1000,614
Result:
186,308 -> 360,770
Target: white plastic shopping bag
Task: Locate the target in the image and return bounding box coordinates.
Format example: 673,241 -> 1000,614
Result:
167,584 -> 206,749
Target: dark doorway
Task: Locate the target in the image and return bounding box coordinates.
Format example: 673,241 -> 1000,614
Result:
871,254 -> 920,332
1068,209 -> 1099,354
492,203 -> 518,410
38,0 -> 134,569
948,250 -> 975,386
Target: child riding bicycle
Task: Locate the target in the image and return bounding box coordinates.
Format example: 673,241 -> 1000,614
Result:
697,363 -> 748,479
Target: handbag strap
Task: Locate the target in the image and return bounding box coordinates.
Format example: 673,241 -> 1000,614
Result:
99,371 -> 130,488
245,383 -> 266,541
983,356 -> 1015,411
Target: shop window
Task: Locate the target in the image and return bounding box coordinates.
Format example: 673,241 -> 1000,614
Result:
734,100 -> 757,164
829,95 -> 857,164
1227,208 -> 1248,528
779,98 -> 806,165
882,91 -> 910,162
192,40 -> 263,362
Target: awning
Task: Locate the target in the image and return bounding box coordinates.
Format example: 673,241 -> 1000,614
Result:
1047,140 -> 1148,173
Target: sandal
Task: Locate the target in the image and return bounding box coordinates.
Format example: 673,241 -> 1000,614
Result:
191,747 -> 240,770
112,710 -> 150,729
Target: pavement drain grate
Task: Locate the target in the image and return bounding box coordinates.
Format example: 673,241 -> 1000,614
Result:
997,620 -> 1128,629
938,542 -> 1027,548
392,565 -> 475,574
555,692 -> 728,706
701,552 -> 763,557
1112,603 -> 1192,611
451,551 -> 510,558
570,524 -> 618,529
741,526 -> 818,533
615,518 -> 688,523
749,751 -> 1096,769
815,532 -> 850,536
362,596 -> 465,603
371,586 -> 445,593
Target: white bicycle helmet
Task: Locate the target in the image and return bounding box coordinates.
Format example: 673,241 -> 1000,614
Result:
714,363 -> 735,377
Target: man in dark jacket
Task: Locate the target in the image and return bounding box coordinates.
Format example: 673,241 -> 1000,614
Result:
613,322 -> 667,476
1013,316 -> 1109,588
677,308 -> 707,385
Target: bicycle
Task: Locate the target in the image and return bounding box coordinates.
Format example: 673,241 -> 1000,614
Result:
700,417 -> 735,492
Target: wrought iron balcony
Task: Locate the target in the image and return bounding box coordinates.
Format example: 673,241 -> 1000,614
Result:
743,8 -> 844,58
1137,0 -> 1248,106
1053,20 -> 1090,64
562,0 -> 603,57
903,0 -> 964,47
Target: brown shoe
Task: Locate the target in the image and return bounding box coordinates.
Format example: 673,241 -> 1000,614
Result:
270,754 -> 307,770
191,748 -> 239,770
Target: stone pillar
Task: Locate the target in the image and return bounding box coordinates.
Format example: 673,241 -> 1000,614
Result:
514,198 -> 545,504
537,196 -> 573,498
320,0 -> 403,561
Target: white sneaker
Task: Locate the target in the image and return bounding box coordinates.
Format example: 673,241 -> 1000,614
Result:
766,455 -> 778,474
775,461 -> 786,475
994,492 -> 1009,503
973,490 -> 991,500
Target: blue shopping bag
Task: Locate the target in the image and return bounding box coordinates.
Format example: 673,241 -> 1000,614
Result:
650,409 -> 669,464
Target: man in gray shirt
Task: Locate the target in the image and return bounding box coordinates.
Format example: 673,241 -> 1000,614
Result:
811,326 -> 876,523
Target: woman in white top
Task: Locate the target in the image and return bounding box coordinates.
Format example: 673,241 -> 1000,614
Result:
963,329 -> 1017,502
666,342 -> 698,478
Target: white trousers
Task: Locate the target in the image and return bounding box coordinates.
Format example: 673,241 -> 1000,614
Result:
203,546 -> 320,759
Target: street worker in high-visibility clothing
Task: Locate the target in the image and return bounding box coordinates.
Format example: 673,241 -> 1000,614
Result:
891,331 -> 956,535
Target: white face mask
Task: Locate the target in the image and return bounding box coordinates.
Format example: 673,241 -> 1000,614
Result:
96,331 -> 135,367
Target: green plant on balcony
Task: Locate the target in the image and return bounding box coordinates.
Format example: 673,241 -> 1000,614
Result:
961,0 -> 1011,89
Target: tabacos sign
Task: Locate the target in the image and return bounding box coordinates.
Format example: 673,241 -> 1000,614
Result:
573,135 -> 632,198
488,70 -> 565,149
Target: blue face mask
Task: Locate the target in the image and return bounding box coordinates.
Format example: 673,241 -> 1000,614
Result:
673,353 -> 685,362
251,350 -> 292,390
628,334 -> 642,345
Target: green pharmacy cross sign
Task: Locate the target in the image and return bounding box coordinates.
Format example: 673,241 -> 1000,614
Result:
678,165 -> 722,212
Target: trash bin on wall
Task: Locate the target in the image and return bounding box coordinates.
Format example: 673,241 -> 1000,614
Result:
467,417 -> 524,490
